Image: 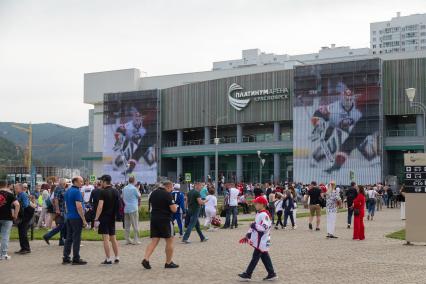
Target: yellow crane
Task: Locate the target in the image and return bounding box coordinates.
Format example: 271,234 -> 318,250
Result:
11,123 -> 32,171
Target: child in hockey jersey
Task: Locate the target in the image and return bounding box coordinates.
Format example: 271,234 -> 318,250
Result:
238,196 -> 278,282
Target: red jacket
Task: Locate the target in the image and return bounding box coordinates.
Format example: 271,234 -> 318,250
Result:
353,193 -> 366,217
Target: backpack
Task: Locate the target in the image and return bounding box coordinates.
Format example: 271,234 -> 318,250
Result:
115,189 -> 125,221
45,197 -> 54,213
223,192 -> 230,209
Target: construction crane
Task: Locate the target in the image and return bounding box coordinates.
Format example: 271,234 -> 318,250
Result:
16,143 -> 66,167
11,123 -> 32,172
19,144 -> 66,148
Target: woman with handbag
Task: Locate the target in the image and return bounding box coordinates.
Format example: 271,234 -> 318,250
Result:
352,185 -> 366,240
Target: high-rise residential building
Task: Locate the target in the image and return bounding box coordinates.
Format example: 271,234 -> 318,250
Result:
370,12 -> 426,54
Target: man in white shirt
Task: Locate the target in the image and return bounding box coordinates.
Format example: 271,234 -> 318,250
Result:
122,177 -> 141,244
80,180 -> 94,205
223,183 -> 240,229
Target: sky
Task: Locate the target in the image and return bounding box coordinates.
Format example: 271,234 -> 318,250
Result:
0,0 -> 425,128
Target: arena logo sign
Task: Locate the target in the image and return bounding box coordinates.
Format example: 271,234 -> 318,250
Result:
228,83 -> 290,111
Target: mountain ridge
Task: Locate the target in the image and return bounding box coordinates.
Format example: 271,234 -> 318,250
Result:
0,122 -> 89,168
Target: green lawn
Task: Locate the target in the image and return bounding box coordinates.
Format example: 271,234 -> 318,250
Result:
14,208 -> 347,241
10,227 -> 154,241
386,229 -> 405,240
11,225 -> 208,242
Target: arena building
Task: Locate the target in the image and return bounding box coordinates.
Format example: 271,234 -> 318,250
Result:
83,47 -> 426,186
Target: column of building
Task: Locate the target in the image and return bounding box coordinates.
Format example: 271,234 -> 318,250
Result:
204,127 -> 211,182
416,114 -> 424,136
236,124 -> 243,183
176,129 -> 183,180
273,122 -> 281,183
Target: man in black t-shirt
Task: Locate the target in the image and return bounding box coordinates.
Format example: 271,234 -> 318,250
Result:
346,182 -> 358,228
94,175 -> 120,265
265,182 -> 273,200
304,181 -> 323,231
253,185 -> 263,198
0,180 -> 20,260
88,183 -> 101,228
142,180 -> 178,270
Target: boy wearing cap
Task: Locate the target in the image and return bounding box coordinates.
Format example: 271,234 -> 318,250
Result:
238,196 -> 278,282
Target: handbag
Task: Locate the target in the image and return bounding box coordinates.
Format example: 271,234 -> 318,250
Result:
354,208 -> 360,216
211,216 -> 222,227
319,197 -> 326,208
184,213 -> 191,228
45,198 -> 54,213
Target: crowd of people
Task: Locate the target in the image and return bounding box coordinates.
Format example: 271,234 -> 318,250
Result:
0,175 -> 406,281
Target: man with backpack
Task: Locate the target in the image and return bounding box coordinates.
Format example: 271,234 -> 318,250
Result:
43,178 -> 67,246
94,175 -> 120,265
346,182 -> 358,229
15,183 -> 35,254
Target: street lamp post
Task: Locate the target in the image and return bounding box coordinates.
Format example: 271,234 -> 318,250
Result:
214,137 -> 220,195
257,150 -> 266,184
405,88 -> 426,151
213,115 -> 228,196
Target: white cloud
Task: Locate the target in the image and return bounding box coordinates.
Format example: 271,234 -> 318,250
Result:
0,0 -> 424,127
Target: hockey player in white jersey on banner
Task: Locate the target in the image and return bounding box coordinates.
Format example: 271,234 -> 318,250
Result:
309,82 -> 379,174
113,107 -> 156,175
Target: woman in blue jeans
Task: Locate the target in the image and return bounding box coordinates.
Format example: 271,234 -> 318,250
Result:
366,186 -> 377,221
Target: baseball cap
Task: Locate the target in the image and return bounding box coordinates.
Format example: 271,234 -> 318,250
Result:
98,175 -> 112,183
253,196 -> 268,206
173,183 -> 181,190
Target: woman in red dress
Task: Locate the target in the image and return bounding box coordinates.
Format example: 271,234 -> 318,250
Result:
352,185 -> 366,240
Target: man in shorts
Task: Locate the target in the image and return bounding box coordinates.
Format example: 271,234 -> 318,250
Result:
142,180 -> 178,269
94,175 -> 120,265
304,181 -> 323,231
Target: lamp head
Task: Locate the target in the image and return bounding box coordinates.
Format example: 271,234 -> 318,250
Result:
405,88 -> 416,102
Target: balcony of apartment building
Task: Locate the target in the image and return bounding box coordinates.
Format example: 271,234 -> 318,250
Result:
161,122 -> 293,158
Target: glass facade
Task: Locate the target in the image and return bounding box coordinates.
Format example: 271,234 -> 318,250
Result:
173,153 -> 292,183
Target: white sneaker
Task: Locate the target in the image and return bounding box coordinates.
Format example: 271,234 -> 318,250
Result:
1,255 -> 11,260
132,241 -> 142,245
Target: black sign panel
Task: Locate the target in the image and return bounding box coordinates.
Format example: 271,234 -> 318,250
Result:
405,166 -> 426,193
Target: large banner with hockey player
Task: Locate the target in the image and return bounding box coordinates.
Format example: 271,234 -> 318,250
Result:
103,90 -> 159,184
293,59 -> 381,185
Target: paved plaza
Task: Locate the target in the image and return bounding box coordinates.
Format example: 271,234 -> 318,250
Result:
1,208 -> 425,284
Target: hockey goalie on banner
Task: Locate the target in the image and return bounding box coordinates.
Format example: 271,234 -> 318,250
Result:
308,82 -> 380,174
